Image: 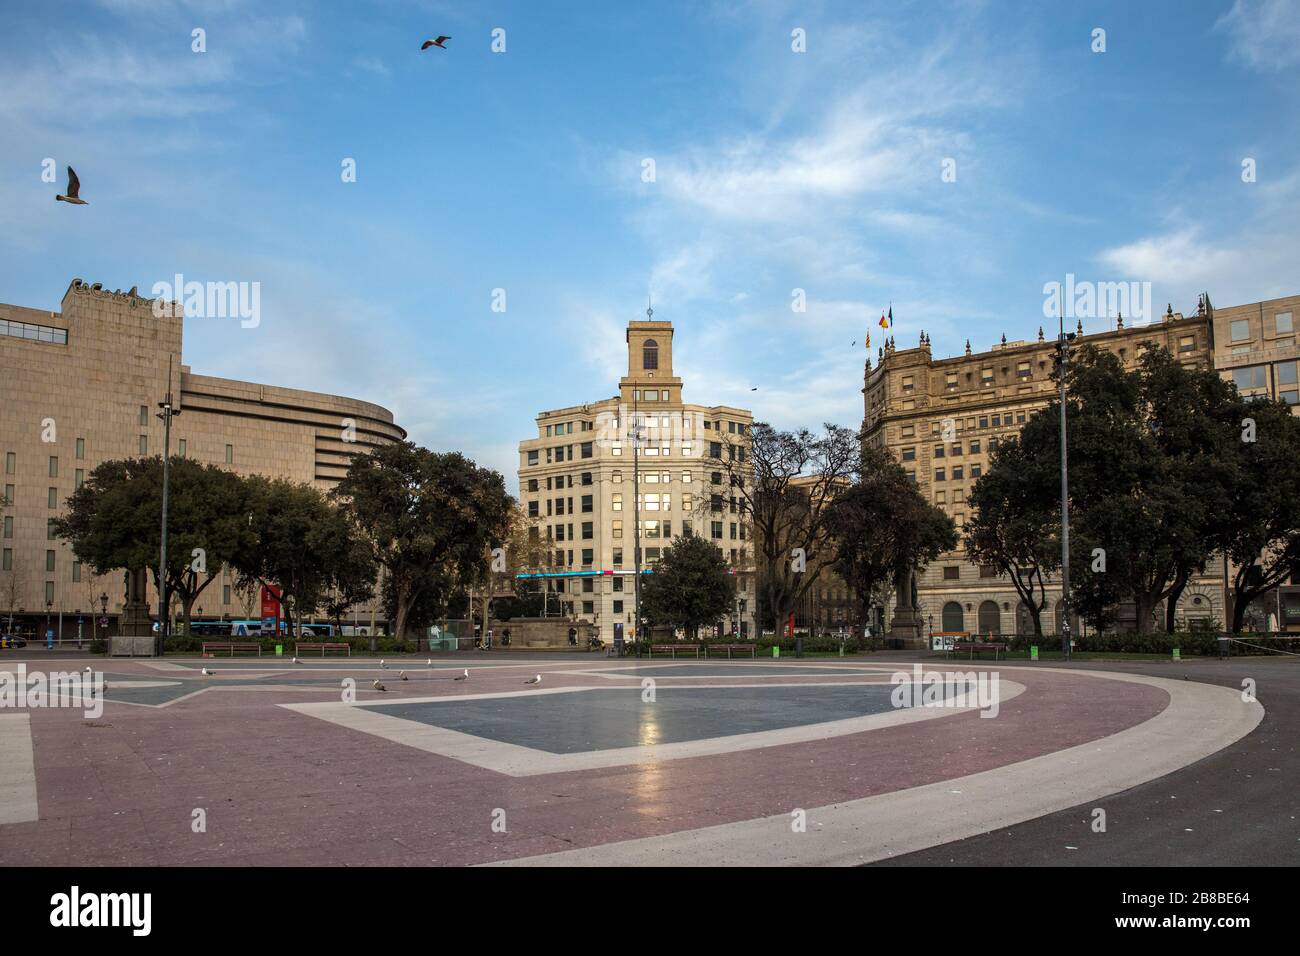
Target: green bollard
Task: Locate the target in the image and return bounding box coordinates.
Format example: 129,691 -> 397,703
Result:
275,644 -> 283,657
1172,647 -> 1180,661
773,646 -> 780,658
1030,646 -> 1038,661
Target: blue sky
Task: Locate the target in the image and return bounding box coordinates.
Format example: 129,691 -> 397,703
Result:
2,0 -> 1298,480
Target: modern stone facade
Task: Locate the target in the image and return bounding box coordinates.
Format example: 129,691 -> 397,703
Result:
0,279 -> 405,639
862,299 -> 1237,640
518,316 -> 754,644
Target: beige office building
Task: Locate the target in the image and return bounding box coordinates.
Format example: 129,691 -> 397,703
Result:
518,316 -> 754,643
1,278 -> 405,639
862,299 -> 1233,639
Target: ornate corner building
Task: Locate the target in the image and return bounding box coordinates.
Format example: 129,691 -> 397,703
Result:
517,315 -> 755,644
862,292 -> 1300,641
0,279 -> 405,638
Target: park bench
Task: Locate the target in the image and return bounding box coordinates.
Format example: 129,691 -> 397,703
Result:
649,643 -> 700,659
950,641 -> 1008,661
295,641 -> 351,657
705,643 -> 757,659
201,641 -> 261,657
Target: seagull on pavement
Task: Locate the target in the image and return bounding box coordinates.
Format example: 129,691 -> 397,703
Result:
525,674 -> 541,685
56,166 -> 88,205
399,670 -> 408,680
454,668 -> 469,681
373,679 -> 387,692
379,659 -> 386,669
201,668 -> 214,676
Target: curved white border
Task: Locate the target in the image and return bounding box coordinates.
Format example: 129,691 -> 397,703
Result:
488,669 -> 1264,866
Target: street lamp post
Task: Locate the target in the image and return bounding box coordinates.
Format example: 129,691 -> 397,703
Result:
1056,313 -> 1075,661
157,355 -> 181,658
631,387 -> 642,658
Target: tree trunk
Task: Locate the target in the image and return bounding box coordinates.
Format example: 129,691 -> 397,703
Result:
1165,573 -> 1188,633
1133,593 -> 1158,634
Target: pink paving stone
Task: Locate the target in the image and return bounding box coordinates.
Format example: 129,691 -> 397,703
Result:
0,661 -> 1168,866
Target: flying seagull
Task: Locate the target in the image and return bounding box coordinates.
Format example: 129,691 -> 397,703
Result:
421,36 -> 451,50
453,668 -> 469,681
525,674 -> 541,685
56,166 -> 87,205
373,679 -> 387,692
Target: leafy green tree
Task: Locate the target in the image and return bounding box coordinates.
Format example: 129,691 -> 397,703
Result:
1008,344 -> 1236,633
335,442 -> 514,644
54,457 -> 253,635
640,532 -> 737,639
828,444 -> 956,631
964,423 -> 1062,636
1211,394 -> 1300,631
235,477 -> 364,637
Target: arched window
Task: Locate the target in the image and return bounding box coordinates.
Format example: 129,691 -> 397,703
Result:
977,600 -> 1001,635
942,602 -> 964,632
643,339 -> 659,370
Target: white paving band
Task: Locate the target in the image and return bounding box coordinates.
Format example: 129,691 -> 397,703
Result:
0,714 -> 40,825
488,669 -> 1264,866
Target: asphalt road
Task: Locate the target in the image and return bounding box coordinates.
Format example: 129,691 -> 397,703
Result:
873,656 -> 1300,866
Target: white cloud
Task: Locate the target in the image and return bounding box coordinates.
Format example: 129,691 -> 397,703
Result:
1216,0 -> 1300,71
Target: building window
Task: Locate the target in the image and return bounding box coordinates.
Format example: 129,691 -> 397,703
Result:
223,585 -> 232,604
72,560 -> 81,583
902,447 -> 916,461
581,442 -> 593,459
902,376 -> 914,392
2,516 -> 11,538
971,465 -> 981,478
945,372 -> 958,391
1232,366 -> 1267,391
612,493 -> 622,512
225,444 -> 233,464
643,339 -> 659,370
1178,335 -> 1196,353
1231,319 -> 1250,342
613,549 -> 623,566
2,549 -> 11,570
49,456 -> 58,477
582,550 -> 594,566
528,501 -> 539,517
48,487 -> 57,508
75,438 -> 84,459
952,466 -> 964,480
931,446 -> 943,459
612,519 -> 622,539
4,453 -> 13,474
979,565 -> 999,578
45,581 -> 55,604
527,450 -> 539,466
613,600 -> 624,614
582,522 -> 593,540
1016,361 -> 1031,379
139,405 -> 149,426
178,439 -> 187,457
139,435 -> 148,454
981,368 -> 993,385
46,550 -> 56,572
47,518 -> 57,540
1277,312 -> 1294,335
934,469 -> 945,482
581,472 -> 593,486
3,485 -> 11,506
943,566 -> 960,580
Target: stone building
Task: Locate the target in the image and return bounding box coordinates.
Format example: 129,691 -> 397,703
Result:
861,299 -> 1230,643
517,312 -> 754,644
0,278 -> 405,639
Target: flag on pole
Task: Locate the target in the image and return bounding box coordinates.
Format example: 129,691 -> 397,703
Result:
888,304 -> 893,326
865,331 -> 870,349
878,312 -> 888,329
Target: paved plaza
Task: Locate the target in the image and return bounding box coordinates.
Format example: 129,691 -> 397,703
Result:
0,652 -> 1275,866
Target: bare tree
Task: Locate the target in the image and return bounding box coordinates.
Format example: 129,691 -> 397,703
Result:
699,422 -> 859,654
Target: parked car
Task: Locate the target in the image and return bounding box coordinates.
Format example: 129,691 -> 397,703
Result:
0,635 -> 29,649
